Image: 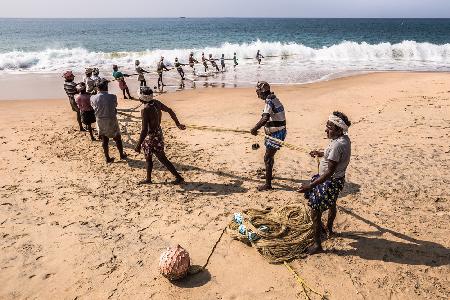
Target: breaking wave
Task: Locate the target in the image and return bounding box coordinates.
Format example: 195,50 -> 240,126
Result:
1,40 -> 450,73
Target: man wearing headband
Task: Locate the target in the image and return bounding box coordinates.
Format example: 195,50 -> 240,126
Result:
62,70 -> 84,132
298,111 -> 352,254
251,81 -> 287,191
134,86 -> 186,185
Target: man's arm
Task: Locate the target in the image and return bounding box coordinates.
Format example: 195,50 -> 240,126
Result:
135,109 -> 149,152
160,103 -> 186,130
251,113 -> 270,135
298,160 -> 337,193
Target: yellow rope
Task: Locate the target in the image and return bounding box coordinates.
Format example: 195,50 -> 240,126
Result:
186,124 -> 312,155
284,261 -> 326,299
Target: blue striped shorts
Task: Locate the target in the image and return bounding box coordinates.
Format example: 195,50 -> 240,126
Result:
264,128 -> 287,150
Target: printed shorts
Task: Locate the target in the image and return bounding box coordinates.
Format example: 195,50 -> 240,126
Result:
304,174 -> 345,212
142,129 -> 164,158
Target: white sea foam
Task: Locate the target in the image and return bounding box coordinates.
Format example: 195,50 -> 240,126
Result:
1,40 -> 449,85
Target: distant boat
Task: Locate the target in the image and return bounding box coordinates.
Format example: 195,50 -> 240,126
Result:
179,17 -> 186,19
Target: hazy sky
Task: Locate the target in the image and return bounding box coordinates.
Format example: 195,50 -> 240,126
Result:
2,0 -> 450,18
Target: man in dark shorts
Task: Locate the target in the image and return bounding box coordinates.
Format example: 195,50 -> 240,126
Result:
62,70 -> 84,131
134,86 -> 186,185
135,60 -> 150,87
90,78 -> 127,163
201,52 -> 208,72
75,82 -> 96,141
208,54 -> 220,72
298,111 -> 352,254
233,52 -> 238,68
188,52 -> 198,69
256,50 -> 264,64
174,58 -> 186,80
157,56 -> 170,89
251,81 -> 287,191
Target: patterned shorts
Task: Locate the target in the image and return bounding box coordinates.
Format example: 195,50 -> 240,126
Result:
142,129 -> 164,158
264,128 -> 287,150
304,175 -> 345,212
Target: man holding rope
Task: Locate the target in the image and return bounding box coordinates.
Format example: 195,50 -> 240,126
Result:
251,81 -> 287,191
134,87 -> 186,185
298,111 -> 351,254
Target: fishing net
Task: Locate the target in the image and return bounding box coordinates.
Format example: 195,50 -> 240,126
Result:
227,204 -> 313,264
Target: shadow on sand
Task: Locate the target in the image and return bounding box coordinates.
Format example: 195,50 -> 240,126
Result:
172,267 -> 211,288
334,206 -> 450,267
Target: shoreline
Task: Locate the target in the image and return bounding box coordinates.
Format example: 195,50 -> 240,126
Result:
1,70 -> 449,101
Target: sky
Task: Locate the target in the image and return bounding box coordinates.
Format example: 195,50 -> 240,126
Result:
2,0 -> 450,18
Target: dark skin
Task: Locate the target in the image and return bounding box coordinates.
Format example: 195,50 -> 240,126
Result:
134,95 -> 186,185
77,89 -> 96,141
251,90 -> 277,191
157,61 -> 170,88
298,121 -> 344,254
113,67 -> 133,99
96,86 -> 128,163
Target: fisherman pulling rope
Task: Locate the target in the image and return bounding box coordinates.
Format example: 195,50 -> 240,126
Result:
251,81 -> 287,191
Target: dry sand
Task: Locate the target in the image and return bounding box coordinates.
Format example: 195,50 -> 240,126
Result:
0,72 -> 449,299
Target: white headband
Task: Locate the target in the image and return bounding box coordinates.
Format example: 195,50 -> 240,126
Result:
328,114 -> 349,133
139,95 -> 153,102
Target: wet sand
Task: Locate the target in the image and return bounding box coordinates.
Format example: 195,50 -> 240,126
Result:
0,72 -> 449,299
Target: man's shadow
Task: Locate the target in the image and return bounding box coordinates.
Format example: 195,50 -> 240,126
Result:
180,180 -> 248,196
334,206 -> 450,267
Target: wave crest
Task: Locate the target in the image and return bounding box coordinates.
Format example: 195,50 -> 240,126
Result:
1,40 -> 449,73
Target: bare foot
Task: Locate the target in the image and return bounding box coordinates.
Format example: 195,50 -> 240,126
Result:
308,243 -> 323,255
106,157 -> 115,163
138,179 -> 152,185
257,184 -> 273,191
172,177 -> 185,185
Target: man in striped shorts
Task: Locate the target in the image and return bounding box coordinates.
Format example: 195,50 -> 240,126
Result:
251,81 -> 287,191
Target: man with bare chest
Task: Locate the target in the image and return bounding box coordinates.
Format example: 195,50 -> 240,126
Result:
134,87 -> 186,185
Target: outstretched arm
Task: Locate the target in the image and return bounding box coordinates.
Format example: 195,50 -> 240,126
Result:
250,114 -> 270,135
135,109 -> 149,152
160,103 -> 186,130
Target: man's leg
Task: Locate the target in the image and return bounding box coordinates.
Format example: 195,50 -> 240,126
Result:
155,151 -> 184,184
138,154 -> 153,185
122,89 -> 127,99
76,111 -> 84,131
258,147 -> 277,191
125,87 -> 132,99
327,203 -> 337,236
309,208 -> 323,254
113,135 -> 127,159
87,124 -> 95,141
102,136 -> 114,163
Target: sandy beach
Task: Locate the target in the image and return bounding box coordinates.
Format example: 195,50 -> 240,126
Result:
0,72 -> 449,299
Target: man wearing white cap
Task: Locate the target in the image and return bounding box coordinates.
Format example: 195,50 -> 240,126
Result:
298,111 -> 352,254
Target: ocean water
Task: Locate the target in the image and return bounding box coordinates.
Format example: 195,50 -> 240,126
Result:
1,18 -> 450,86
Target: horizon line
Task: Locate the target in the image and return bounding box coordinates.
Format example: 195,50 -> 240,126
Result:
1,17 -> 450,19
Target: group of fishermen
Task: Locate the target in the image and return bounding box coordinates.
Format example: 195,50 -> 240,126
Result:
63,63 -> 352,254
111,50 -> 264,98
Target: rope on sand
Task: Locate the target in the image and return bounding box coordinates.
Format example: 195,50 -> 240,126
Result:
284,261 -> 327,299
227,204 -> 313,264
188,226 -> 227,275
